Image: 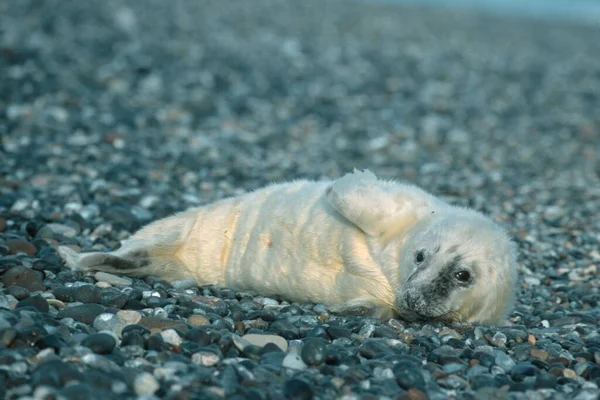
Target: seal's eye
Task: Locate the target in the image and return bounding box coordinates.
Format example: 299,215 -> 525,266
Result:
455,270 -> 471,282
415,250 -> 425,264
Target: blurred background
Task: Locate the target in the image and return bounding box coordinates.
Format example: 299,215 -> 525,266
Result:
1,0 -> 598,231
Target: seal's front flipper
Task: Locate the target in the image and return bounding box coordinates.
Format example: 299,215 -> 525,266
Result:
325,169 -> 436,238
329,296 -> 396,319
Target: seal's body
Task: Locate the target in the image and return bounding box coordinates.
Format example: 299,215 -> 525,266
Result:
60,170 -> 517,324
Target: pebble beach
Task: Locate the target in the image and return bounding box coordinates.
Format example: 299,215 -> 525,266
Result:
1,0 -> 600,399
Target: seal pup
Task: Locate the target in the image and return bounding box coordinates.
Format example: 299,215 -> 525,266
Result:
59,169 -> 517,324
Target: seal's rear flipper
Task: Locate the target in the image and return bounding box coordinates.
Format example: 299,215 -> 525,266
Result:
58,208 -> 200,281
58,245 -> 193,281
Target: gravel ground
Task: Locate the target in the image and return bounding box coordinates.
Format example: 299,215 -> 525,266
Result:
1,0 -> 600,399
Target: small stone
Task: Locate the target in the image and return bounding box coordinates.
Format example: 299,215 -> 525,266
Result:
191,350 -> 221,366
161,329 -> 183,346
242,333 -> 288,352
37,223 -> 78,238
54,285 -> 101,304
393,363 -> 426,391
531,349 -> 549,361
407,389 -> 429,400
188,314 -> 210,327
327,326 -> 351,339
81,333 -> 116,354
563,368 -> 578,380
134,372 -> 159,397
524,276 -> 541,286
6,238 -> 37,256
301,337 -> 327,366
94,272 -> 132,286
494,351 -> 516,372
138,316 -> 188,333
93,310 -> 142,337
99,288 -> 128,308
543,206 -> 564,222
118,310 -> 143,325
491,332 -> 507,348
283,379 -> 313,400
31,360 -> 84,388
283,351 -> 307,370
2,265 -> 45,292
0,294 -> 18,309
47,299 -> 66,310
510,363 -> 539,381
16,294 -> 49,312
58,304 -> 106,324
528,335 -> 536,345
4,286 -> 30,300
103,206 -> 139,231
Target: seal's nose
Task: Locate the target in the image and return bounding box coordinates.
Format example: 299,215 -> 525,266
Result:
405,292 -> 417,309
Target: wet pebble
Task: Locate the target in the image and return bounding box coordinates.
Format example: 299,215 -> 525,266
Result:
5,238 -> 37,256
94,272 -> 133,286
57,303 -> 106,324
81,333 -> 117,354
2,265 -> 45,292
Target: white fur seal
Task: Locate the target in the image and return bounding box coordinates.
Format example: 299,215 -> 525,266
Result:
59,170 -> 517,325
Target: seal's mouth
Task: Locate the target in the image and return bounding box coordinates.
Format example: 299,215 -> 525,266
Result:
395,306 -> 463,324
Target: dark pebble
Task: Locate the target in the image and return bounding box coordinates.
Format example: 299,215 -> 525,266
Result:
301,337 -> 328,366
37,334 -> 67,351
138,316 -> 189,333
358,339 -> 395,359
269,319 -> 299,339
16,294 -> 49,313
306,326 -> 330,340
121,331 -> 146,348
283,379 -> 313,400
31,360 -> 84,388
99,288 -> 129,309
185,328 -> 211,346
2,265 -> 45,292
260,350 -> 285,368
147,333 -> 166,351
54,285 -> 102,304
5,285 -> 30,300
374,326 -> 399,339
534,371 -> 557,389
103,206 -> 139,231
57,304 -> 106,325
5,238 -> 37,256
81,333 -> 117,354
327,326 -> 352,339
470,374 -> 500,390
393,362 -> 426,391
59,383 -> 109,400
246,310 -> 278,321
511,363 -> 539,381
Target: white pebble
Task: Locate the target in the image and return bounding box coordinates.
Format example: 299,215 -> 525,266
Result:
541,320 -> 550,328
134,372 -> 159,397
191,351 -> 220,367
242,334 -> 288,352
94,272 -> 132,286
160,329 -> 182,346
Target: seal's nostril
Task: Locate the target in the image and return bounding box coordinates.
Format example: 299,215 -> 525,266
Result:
405,293 -> 416,309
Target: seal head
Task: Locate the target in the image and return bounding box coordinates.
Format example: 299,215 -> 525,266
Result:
395,211 -> 517,325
